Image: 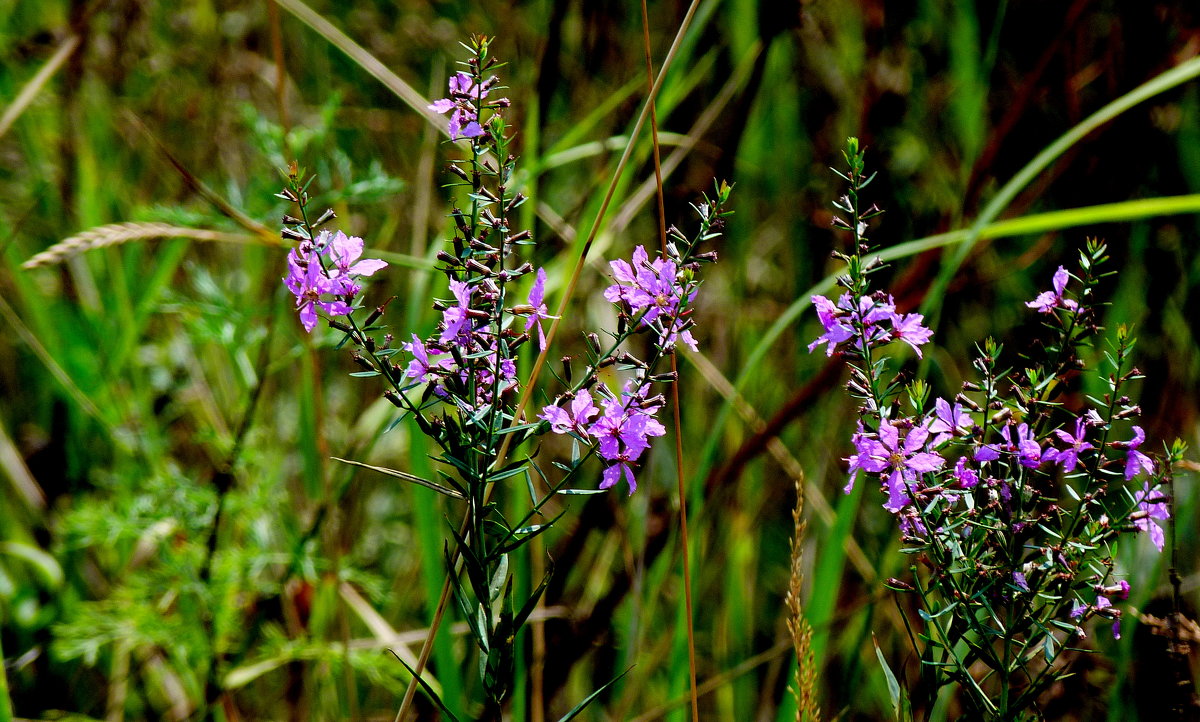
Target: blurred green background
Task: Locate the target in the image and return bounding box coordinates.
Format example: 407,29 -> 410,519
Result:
2,1 -> 1199,719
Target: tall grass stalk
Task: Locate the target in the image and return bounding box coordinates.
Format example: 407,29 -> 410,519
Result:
639,0 -> 701,719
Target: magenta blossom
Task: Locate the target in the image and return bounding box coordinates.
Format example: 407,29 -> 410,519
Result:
974,422 -> 1042,468
808,294 -> 856,356
604,246 -> 698,350
539,389 -> 598,439
402,334 -> 452,383
1121,426 -> 1156,480
1133,481 -> 1170,552
952,457 -> 979,488
325,231 -> 388,296
587,386 -> 666,494
284,247 -> 350,332
928,398 -> 972,446
524,268 -> 556,348
808,292 -> 932,359
440,279 -> 475,343
891,312 -> 934,358
1044,418 -> 1093,472
428,71 -> 487,140
852,420 -> 945,513
1026,265 -> 1079,314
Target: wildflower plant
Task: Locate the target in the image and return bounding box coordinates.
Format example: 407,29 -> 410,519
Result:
276,36 -> 729,719
813,138 -> 1183,720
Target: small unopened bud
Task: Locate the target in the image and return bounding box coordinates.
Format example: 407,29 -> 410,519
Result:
884,578 -> 915,592
651,372 -> 677,383
352,354 -> 373,372
466,259 -> 493,275
506,229 -> 532,244
561,357 -> 573,384
364,298 -> 394,327
282,227 -> 308,242
619,352 -> 648,369
1115,405 -> 1143,419
956,393 -> 983,412
364,336 -> 376,352
313,208 -> 337,227
586,333 -> 601,355
383,390 -> 405,408
329,320 -> 353,334
436,250 -> 461,266
446,164 -> 470,181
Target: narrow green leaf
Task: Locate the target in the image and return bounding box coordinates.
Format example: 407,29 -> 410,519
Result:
873,633 -> 903,720
385,649 -> 463,722
555,667 -> 632,722
331,457 -> 464,499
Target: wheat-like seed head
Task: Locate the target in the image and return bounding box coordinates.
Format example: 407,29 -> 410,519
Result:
786,475 -> 821,722
21,222 -> 252,269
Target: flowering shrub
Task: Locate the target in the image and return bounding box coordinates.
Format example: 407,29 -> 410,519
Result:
276,35 -> 729,719
814,138 -> 1184,719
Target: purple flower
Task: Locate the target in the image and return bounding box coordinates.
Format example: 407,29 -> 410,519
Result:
952,457 -> 979,488
1133,481 -> 1170,552
325,231 -> 388,296
891,312 -> 934,358
808,295 -> 855,356
588,387 -> 666,494
539,389 -> 598,439
1122,426 -> 1156,480
1026,265 -> 1079,314
1044,418 -> 1093,472
1014,424 -> 1043,468
852,420 -> 945,513
1013,572 -> 1030,592
428,71 -> 487,140
843,421 -> 870,494
604,246 -> 698,350
440,280 -> 475,343
974,422 -> 1042,467
524,268 -> 556,349
1070,600 -> 1087,619
402,334 -> 452,383
1094,596 -> 1121,639
284,248 -> 349,332
928,398 -> 972,446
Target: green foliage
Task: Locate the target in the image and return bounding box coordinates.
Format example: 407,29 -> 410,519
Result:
1,1 -> 1199,720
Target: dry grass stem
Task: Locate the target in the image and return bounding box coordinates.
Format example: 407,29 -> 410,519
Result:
22,222 -> 251,269
786,476 -> 821,722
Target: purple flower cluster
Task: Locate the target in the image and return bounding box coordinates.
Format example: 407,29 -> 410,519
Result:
284,230 -> 388,332
399,269 -> 551,411
539,382 -> 666,494
841,396 -> 1171,556
808,292 -> 932,358
428,71 -> 507,141
604,245 -> 699,351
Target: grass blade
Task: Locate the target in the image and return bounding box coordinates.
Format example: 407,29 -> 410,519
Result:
331,456 -> 465,499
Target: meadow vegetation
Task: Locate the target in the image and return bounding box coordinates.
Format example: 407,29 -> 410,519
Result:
2,2 -> 1200,720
